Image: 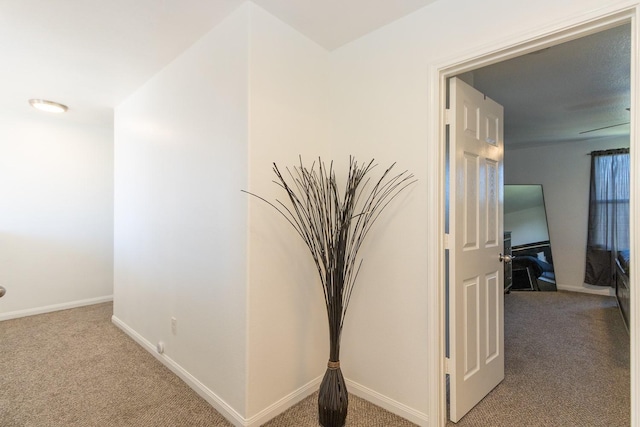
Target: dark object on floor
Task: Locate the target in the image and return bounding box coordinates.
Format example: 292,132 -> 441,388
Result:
318,364 -> 348,427
512,255 -> 556,291
243,158 -> 416,426
615,249 -> 630,331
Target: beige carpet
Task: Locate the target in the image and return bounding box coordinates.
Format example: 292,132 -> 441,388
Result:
0,303 -> 412,426
261,392 -> 416,427
0,291 -> 630,426
0,303 -> 233,427
447,291 -> 630,426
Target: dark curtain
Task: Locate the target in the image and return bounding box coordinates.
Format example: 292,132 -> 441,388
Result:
584,148 -> 630,287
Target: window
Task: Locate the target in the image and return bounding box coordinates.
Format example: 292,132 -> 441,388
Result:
585,148 -> 630,286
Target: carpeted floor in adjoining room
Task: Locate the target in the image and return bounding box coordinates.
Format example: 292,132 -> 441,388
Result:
446,290 -> 630,427
264,290 -> 630,427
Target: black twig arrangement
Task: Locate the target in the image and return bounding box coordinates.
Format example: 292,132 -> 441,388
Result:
243,156 -> 415,427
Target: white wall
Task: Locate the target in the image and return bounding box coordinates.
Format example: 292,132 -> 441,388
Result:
246,4 -> 330,420
112,3 -> 331,423
113,4 -> 249,419
328,0 -> 633,423
4,0 -> 637,425
0,111 -> 113,320
505,136 -> 630,293
111,0 -> 638,425
113,4 -> 330,423
505,205 -> 550,247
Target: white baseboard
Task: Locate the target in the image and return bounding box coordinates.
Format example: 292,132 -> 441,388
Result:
111,316 -> 426,427
346,379 -> 429,426
0,295 -> 113,321
111,315 -> 247,426
111,316 -> 321,426
556,283 -> 614,296
244,375 -> 321,426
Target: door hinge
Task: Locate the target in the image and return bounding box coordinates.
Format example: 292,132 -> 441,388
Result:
445,108 -> 452,125
444,233 -> 450,249
445,357 -> 451,374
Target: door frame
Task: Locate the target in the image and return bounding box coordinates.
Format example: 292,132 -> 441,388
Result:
427,4 -> 640,426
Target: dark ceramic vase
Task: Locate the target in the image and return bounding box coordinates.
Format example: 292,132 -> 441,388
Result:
318,361 -> 348,427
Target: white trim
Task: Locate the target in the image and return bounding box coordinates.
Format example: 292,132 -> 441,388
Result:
346,379 -> 429,426
429,3 -> 640,427
555,284 -> 615,296
426,61 -> 447,427
244,375 -> 321,426
111,313 -> 430,427
0,295 -> 113,321
111,315 -> 320,427
630,6 -> 640,427
112,315 -> 247,426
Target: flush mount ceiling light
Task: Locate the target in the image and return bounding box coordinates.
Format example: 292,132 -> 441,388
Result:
28,99 -> 68,113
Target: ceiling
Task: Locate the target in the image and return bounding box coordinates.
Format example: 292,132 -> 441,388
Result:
0,1 -> 631,146
0,0 -> 436,126
469,23 -> 631,148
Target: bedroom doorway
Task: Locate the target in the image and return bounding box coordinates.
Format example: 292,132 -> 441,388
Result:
430,6 -> 637,426
449,25 -> 631,422
463,23 -> 630,297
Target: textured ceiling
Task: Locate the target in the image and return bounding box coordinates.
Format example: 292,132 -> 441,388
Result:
470,24 -> 631,148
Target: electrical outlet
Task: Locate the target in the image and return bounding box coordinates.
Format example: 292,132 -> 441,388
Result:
171,317 -> 177,335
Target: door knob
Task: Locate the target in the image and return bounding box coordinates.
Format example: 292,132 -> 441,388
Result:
0,286 -> 5,298
499,253 -> 513,263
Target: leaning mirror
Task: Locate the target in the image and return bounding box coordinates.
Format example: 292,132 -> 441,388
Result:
504,185 -> 556,291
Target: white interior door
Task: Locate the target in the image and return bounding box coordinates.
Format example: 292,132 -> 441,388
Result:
448,77 -> 505,422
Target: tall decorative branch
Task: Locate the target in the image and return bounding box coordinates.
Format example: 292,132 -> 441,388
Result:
243,156 -> 415,427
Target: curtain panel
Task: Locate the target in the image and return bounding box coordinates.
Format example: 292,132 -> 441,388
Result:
584,148 -> 630,287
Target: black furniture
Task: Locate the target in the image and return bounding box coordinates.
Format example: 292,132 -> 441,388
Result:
511,241 -> 556,291
616,249 -> 630,331
504,231 -> 512,293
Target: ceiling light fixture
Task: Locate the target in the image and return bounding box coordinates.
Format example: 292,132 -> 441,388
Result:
28,99 -> 68,113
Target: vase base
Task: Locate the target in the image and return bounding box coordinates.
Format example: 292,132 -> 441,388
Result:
318,365 -> 348,427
